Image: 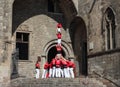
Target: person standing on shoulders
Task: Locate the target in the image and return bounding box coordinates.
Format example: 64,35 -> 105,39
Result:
56,23 -> 62,33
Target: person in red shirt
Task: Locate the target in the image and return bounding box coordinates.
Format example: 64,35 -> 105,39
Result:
56,32 -> 62,46
60,56 -> 70,78
35,60 -> 40,79
35,56 -> 41,79
56,23 -> 62,33
56,44 -> 62,55
48,62 -> 53,78
68,59 -> 75,78
42,62 -> 49,78
55,55 -> 61,78
51,58 -> 56,78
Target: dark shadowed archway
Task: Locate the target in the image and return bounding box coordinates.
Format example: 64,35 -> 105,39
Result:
47,46 -> 65,63
69,16 -> 88,76
12,0 -> 77,35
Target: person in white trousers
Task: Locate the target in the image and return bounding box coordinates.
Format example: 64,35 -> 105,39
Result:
35,58 -> 40,79
42,62 -> 49,78
68,59 -> 75,78
55,57 -> 61,78
49,63 -> 53,78
35,56 -> 41,79
51,58 -> 56,78
56,23 -> 62,33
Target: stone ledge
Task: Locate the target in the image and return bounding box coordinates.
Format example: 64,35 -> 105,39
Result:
88,48 -> 120,58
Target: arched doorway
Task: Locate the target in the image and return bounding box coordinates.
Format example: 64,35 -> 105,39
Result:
69,16 -> 88,76
47,46 -> 65,63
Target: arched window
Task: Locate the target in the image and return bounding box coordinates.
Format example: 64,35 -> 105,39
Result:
104,7 -> 116,50
48,0 -> 61,13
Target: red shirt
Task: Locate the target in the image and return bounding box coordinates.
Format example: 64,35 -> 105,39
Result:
44,62 -> 49,69
61,60 -> 67,65
51,58 -> 56,65
56,59 -> 61,68
49,63 -> 53,68
56,45 -> 62,51
68,61 -> 75,68
35,63 -> 40,69
57,23 -> 62,28
56,33 -> 62,39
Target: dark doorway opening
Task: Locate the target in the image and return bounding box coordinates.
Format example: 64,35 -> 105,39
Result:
81,42 -> 88,76
47,46 -> 65,63
69,17 -> 88,76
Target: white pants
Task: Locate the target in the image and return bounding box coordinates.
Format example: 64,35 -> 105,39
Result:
57,39 -> 61,44
67,67 -> 70,78
63,68 -> 68,78
49,68 -> 53,78
52,66 -> 56,78
42,69 -> 47,78
69,68 -> 74,78
56,67 -> 61,78
60,68 -> 64,78
57,28 -> 61,33
35,69 -> 40,79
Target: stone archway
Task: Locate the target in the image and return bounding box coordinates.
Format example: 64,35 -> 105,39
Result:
44,39 -> 73,60
69,16 -> 88,76
47,46 -> 65,63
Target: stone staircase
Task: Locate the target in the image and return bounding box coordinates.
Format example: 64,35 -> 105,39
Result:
9,77 -> 109,87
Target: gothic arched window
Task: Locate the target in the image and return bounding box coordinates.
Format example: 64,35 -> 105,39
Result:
104,7 -> 116,50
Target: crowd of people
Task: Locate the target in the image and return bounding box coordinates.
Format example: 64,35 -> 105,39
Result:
35,23 -> 76,79
42,54 -> 75,78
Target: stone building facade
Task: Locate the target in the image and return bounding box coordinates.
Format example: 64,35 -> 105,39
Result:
0,0 -> 120,85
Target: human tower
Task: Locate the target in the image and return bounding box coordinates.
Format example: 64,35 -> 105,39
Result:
42,23 -> 75,78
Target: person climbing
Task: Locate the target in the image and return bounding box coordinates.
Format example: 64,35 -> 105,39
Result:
56,32 -> 62,46
56,23 -> 62,33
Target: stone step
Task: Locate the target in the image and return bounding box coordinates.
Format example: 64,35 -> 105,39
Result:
10,78 -> 107,87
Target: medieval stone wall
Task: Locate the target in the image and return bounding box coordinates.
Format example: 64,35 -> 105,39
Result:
0,0 -> 120,85
88,49 -> 120,85
77,0 -> 120,85
78,0 -> 120,54
0,0 -> 12,84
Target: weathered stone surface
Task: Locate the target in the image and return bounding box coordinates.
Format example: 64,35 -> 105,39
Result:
0,0 -> 120,86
